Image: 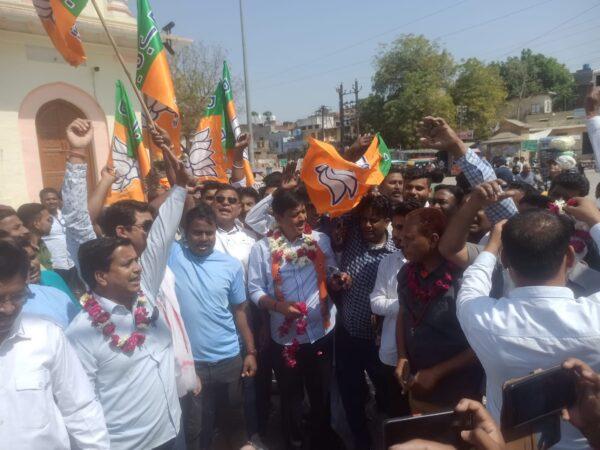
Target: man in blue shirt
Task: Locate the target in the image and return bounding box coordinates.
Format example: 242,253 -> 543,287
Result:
169,203 -> 257,450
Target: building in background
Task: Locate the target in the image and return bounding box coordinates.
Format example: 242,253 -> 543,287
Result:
0,0 -> 189,206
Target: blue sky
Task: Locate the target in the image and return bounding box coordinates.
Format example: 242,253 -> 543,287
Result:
145,0 -> 600,122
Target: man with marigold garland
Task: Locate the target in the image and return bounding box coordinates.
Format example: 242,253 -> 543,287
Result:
247,188 -> 351,450
62,118 -> 189,450
394,208 -> 483,413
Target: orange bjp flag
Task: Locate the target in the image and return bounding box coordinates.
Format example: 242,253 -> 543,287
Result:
33,0 -> 88,66
136,0 -> 181,158
300,134 -> 391,217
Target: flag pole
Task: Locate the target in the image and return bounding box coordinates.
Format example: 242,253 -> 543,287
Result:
88,0 -> 156,131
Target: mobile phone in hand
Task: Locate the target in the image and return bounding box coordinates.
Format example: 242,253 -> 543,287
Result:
384,410 -> 473,449
501,366 -> 576,431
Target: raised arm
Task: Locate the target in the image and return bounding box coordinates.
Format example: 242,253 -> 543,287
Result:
62,119 -> 97,272
419,116 -> 518,223
343,133 -> 373,163
456,220 -> 504,322
230,133 -> 250,186
87,165 -> 116,226
140,143 -> 189,301
439,180 -> 517,268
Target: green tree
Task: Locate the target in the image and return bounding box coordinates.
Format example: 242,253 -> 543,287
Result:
169,42 -> 243,140
361,35 -> 456,148
495,49 -> 576,112
452,58 -> 507,139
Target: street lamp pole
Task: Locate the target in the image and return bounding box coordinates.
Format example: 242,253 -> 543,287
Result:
239,0 -> 255,164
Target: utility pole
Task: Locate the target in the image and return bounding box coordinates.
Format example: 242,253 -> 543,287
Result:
316,105 -> 328,141
351,79 -> 362,137
239,0 -> 254,164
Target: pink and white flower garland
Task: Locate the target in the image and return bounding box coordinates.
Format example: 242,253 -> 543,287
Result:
548,199 -> 591,259
268,226 -> 328,368
80,291 -> 151,353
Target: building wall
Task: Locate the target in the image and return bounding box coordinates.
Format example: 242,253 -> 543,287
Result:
0,29 -> 139,207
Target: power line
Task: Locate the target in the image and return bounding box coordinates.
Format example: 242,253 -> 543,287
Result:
253,59 -> 370,92
494,2 -> 600,59
252,0 -> 470,85
433,0 -> 555,41
477,14 -> 600,58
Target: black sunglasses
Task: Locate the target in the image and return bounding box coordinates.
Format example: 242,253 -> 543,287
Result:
215,195 -> 239,205
132,220 -> 153,233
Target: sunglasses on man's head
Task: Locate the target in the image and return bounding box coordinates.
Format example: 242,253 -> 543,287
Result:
131,220 -> 153,233
215,195 -> 239,205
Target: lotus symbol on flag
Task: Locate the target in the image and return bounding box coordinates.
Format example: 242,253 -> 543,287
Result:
189,128 -> 218,178
33,0 -> 52,20
111,137 -> 140,192
315,165 -> 358,206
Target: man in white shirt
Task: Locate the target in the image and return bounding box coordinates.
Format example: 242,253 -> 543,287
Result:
247,188 -> 350,450
211,184 -> 256,272
585,84 -> 600,170
62,118 -> 188,449
40,187 -> 82,294
0,240 -> 109,449
457,194 -> 600,450
369,202 -> 417,418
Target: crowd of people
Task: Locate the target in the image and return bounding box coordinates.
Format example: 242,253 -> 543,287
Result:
2,88 -> 600,450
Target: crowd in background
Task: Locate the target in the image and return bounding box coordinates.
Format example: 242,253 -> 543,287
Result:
1,89 -> 600,450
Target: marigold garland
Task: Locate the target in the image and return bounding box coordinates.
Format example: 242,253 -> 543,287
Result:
80,291 -> 152,353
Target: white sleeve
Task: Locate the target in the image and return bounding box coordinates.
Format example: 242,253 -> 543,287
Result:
245,194 -> 274,236
62,162 -> 97,273
140,186 -> 186,302
590,223 -> 600,249
587,116 -> 600,172
456,251 -> 497,319
247,242 -> 269,305
370,258 -> 402,317
52,328 -> 109,449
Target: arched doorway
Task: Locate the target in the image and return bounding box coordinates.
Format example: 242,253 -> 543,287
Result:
19,82 -> 109,201
35,100 -> 96,191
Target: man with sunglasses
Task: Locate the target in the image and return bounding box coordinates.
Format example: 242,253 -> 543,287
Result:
212,184 -> 257,272
0,240 -> 109,449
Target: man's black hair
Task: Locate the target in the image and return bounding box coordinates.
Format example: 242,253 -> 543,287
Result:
39,187 -> 61,200
214,183 -> 239,196
550,172 -> 590,197
263,171 -> 283,188
519,193 -> 550,210
184,203 -> 217,229
434,184 -> 465,205
238,186 -> 260,203
16,203 -> 46,229
429,168 -> 445,184
272,189 -> 305,217
455,172 -> 472,193
355,193 -> 391,219
508,181 -> 537,197
386,165 -> 404,177
201,181 -> 225,194
0,206 -> 17,223
0,240 -> 29,282
403,167 -> 432,186
392,199 -> 421,217
99,200 -> 153,237
78,237 -> 132,289
502,210 -> 574,282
